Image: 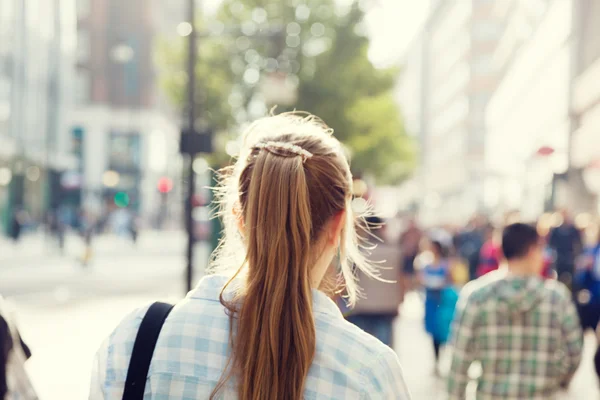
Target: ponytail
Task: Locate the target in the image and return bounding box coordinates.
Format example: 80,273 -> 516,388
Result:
212,147 -> 315,399
209,113 -> 377,399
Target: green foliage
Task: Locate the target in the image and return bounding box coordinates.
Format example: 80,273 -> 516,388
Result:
157,0 -> 415,182
156,34 -> 236,131
346,93 -> 416,183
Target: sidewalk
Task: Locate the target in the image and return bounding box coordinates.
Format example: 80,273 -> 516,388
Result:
0,229 -> 193,268
19,293 -> 181,400
0,239 -> 210,304
0,232 -> 57,265
6,262 -> 598,399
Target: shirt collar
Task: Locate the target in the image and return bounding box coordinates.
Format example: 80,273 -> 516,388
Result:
188,274 -> 343,319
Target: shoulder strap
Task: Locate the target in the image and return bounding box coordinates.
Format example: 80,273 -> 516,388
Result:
122,302 -> 174,400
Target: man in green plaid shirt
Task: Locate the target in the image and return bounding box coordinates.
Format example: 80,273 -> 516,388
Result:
447,223 -> 583,400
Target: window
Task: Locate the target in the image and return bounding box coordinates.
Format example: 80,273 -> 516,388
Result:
0,77 -> 10,137
77,0 -> 91,19
579,0 -> 600,73
77,30 -> 90,63
0,0 -> 15,58
75,69 -> 90,104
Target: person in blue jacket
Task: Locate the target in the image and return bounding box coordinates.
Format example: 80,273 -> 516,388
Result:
419,236 -> 458,373
583,233 -> 600,383
575,232 -> 600,331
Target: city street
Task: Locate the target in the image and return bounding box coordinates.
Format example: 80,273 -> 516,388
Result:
3,0 -> 600,398
0,230 -> 599,399
0,230 -> 209,399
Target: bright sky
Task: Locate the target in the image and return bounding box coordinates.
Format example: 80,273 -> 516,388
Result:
203,0 -> 431,68
364,0 -> 431,67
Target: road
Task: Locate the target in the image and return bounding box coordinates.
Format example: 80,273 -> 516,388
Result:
1,230 -> 598,399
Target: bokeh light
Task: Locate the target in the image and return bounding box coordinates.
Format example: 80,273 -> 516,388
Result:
243,68 -> 260,85
192,157 -> 209,175
102,170 -> 120,188
114,192 -> 130,208
295,5 -> 311,22
241,21 -> 257,36
176,22 -> 193,37
310,22 -> 326,37
286,22 -> 301,36
252,8 -> 268,24
0,167 -> 12,186
25,166 -> 40,182
286,35 -> 301,48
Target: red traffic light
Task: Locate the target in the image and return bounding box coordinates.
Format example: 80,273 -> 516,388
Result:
536,146 -> 555,157
157,177 -> 174,193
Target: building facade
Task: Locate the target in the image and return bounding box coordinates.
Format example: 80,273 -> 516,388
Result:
0,0 -> 77,232
485,0 -> 599,221
399,0 -> 600,223
71,0 -> 181,220
395,35 -> 427,214
572,0 -> 600,215
397,0 -> 505,225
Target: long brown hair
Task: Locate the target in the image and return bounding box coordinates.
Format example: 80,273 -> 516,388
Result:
209,112 -> 377,399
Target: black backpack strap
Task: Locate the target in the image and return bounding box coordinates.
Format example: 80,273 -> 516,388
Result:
122,302 -> 174,400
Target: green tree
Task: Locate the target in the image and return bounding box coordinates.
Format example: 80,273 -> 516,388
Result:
158,0 -> 414,182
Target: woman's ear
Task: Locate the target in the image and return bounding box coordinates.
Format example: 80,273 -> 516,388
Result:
328,210 -> 346,246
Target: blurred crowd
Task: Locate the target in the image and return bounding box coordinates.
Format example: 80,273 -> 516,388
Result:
342,207 -> 600,396
7,207 -> 139,243
5,206 -> 140,266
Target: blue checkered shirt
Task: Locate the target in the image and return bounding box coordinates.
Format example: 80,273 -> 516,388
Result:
90,275 -> 411,399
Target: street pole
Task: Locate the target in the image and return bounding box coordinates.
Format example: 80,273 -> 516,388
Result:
179,8 -> 282,293
185,0 -> 197,293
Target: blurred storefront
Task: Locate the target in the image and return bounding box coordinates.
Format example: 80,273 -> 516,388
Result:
70,0 -> 182,223
0,0 -> 78,233
572,0 -> 600,215
485,0 -> 572,221
70,108 -> 179,221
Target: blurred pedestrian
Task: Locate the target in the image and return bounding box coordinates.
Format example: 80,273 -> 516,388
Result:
541,246 -> 556,279
419,235 -> 457,373
548,209 -> 583,290
595,323 -> 600,383
79,210 -> 95,267
476,224 -> 501,278
454,216 -> 485,281
128,212 -> 139,244
447,223 -> 583,399
538,223 -> 558,280
90,113 -> 411,399
345,216 -> 403,348
8,210 -> 23,243
50,206 -> 69,254
48,211 -> 60,250
399,217 -> 422,296
573,230 -> 600,332
0,296 -> 37,399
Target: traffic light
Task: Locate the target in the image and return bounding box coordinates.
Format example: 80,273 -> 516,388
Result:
180,128 -> 213,155
114,192 -> 130,208
157,177 -> 173,194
